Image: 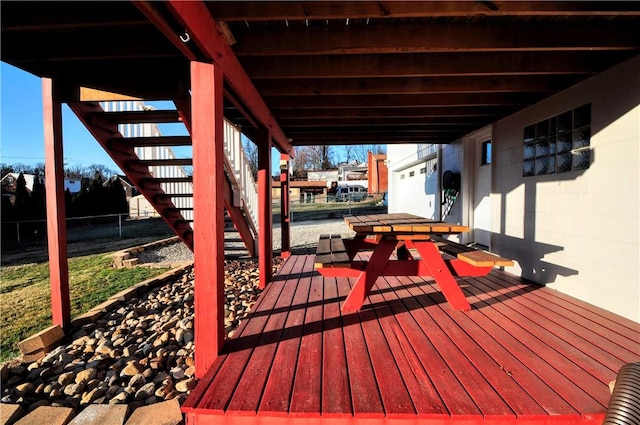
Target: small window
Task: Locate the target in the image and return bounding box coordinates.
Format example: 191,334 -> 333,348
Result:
481,140 -> 492,165
400,174 -> 405,179
420,167 -> 426,174
409,171 -> 415,177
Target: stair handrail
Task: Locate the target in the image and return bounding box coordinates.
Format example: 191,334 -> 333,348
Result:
223,121 -> 259,236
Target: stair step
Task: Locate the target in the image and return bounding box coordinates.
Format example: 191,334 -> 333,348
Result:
147,177 -> 193,184
93,110 -> 182,124
141,178 -> 192,190
134,158 -> 193,167
118,136 -> 192,147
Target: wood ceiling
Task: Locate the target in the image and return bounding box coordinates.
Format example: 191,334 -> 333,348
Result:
2,1 -> 640,147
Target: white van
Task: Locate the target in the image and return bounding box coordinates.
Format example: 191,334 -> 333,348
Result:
335,185 -> 368,202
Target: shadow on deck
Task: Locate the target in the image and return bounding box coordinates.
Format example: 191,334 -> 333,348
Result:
183,254 -> 640,424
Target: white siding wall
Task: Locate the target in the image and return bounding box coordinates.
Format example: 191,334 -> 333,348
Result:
492,55 -> 640,322
387,144 -> 438,219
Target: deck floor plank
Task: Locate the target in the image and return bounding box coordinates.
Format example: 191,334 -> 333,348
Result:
337,276 -> 385,417
447,276 -> 607,416
462,276 -> 611,408
399,277 -> 518,420
482,273 -> 639,363
198,255 -> 302,412
366,277 -> 452,419
399,275 -> 578,418
226,255 -> 309,414
351,277 -> 417,418
379,277 -> 484,419
389,276 -> 549,420
258,256 -> 315,416
289,272 -> 324,417
469,275 -> 625,381
321,276 -> 352,417
185,254 -> 640,424
488,272 -> 640,337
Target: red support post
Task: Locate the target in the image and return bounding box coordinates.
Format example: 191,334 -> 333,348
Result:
279,153 -> 291,258
258,129 -> 272,289
42,78 -> 71,330
191,61 -> 226,377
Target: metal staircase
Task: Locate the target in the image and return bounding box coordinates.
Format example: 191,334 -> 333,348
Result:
67,100 -> 258,257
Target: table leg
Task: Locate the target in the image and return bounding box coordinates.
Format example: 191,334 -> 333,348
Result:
341,239 -> 397,313
413,241 -> 471,311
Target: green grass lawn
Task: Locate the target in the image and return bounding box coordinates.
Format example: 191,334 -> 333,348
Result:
0,254 -> 170,362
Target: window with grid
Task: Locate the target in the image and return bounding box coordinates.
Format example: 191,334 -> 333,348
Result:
523,104 -> 591,177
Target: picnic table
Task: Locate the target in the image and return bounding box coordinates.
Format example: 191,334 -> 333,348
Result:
315,213 -> 513,312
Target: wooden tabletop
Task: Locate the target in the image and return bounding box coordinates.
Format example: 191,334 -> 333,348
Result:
345,213 -> 469,235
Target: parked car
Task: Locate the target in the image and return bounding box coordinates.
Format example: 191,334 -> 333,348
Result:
335,185 -> 368,202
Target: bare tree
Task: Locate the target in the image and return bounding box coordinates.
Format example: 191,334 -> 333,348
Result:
242,139 -> 258,179
350,144 -> 386,163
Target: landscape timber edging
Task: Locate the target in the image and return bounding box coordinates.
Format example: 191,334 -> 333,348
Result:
111,236 -> 180,268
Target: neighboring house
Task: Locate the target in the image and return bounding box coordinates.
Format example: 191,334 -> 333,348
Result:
387,56 -> 639,322
2,173 -> 83,196
272,179 -> 329,204
338,160 -> 368,184
1,173 -> 37,201
307,169 -> 339,183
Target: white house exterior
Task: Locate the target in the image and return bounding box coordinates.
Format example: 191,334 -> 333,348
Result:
387,55 -> 640,323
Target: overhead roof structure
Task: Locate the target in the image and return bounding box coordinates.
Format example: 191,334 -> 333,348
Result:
2,1 -> 640,148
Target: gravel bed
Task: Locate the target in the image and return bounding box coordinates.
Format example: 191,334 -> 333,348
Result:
134,218 -> 355,263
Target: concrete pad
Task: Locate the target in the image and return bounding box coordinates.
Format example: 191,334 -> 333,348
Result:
1,404 -> 25,425
18,325 -> 65,355
68,405 -> 129,425
124,399 -> 182,425
14,406 -> 74,425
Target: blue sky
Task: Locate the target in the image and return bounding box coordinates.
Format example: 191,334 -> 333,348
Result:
1,62 -> 123,170
1,62 -> 289,174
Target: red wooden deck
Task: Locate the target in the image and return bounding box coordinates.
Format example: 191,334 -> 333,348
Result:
183,254 -> 640,424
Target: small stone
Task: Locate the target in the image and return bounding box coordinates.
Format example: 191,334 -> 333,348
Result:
184,366 -> 195,378
81,386 -> 106,405
15,382 -> 34,397
109,391 -> 128,404
58,371 -> 76,386
128,373 -> 146,389
121,360 -> 143,377
63,382 -> 85,396
134,383 -> 156,400
75,367 -> 97,384
170,367 -> 185,380
175,377 -> 196,393
94,342 -> 113,355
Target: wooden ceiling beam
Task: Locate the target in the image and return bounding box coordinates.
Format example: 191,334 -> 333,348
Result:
233,22 -> 640,56
263,92 -> 541,109
286,125 -> 468,134
243,51 -> 617,79
272,106 -> 513,119
209,1 -> 640,21
1,2 -> 149,32
2,27 -> 181,63
289,133 -> 463,145
255,75 -> 578,96
277,117 -> 488,127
